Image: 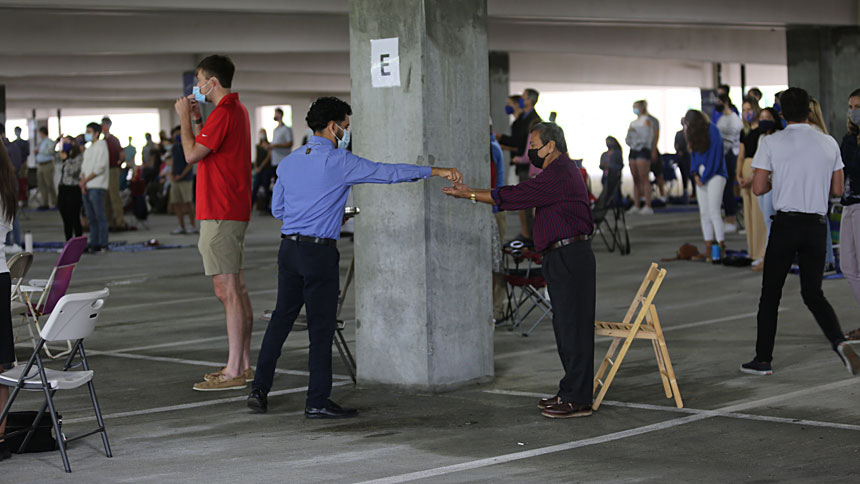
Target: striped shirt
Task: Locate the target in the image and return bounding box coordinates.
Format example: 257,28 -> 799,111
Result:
490,154 -> 593,252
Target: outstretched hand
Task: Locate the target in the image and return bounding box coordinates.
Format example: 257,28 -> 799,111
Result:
432,167 -> 463,184
441,181 -> 472,199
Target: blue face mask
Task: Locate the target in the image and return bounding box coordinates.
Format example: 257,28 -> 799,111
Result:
333,123 -> 350,150
85,133 -> 93,142
633,108 -> 641,116
518,98 -> 525,109
193,79 -> 213,103
773,102 -> 781,113
504,105 -> 514,115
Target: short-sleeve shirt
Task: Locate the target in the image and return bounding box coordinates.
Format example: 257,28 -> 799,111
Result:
194,93 -> 252,221
105,134 -> 122,168
124,145 -> 136,166
271,124 -> 293,167
751,124 -> 843,216
171,139 -> 193,182
740,128 -> 762,159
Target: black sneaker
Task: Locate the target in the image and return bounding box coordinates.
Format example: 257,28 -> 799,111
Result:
836,342 -> 860,376
740,359 -> 773,375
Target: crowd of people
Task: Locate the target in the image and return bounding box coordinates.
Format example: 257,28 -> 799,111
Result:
1,54 -> 860,463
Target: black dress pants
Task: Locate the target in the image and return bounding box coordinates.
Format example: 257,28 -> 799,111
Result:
543,240 -> 596,405
57,184 -> 83,240
252,238 -> 340,408
755,212 -> 846,362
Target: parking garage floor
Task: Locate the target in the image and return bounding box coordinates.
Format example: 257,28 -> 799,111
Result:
3,207 -> 859,483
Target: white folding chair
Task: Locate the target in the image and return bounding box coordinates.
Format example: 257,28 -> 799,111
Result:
0,288 -> 112,473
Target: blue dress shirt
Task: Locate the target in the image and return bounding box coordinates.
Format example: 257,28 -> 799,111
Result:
272,136 -> 432,239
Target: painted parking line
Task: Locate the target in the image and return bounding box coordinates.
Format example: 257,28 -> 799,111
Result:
87,350 -> 353,381
358,378 -> 858,484
483,387 -> 860,432
494,308 -> 785,360
100,288 -> 278,312
63,381 -> 352,424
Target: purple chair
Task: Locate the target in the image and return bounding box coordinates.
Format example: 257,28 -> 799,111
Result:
17,236 -> 88,358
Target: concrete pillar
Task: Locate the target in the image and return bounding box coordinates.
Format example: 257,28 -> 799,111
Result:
349,0 -> 493,390
489,52 -> 510,168
787,27 -> 860,140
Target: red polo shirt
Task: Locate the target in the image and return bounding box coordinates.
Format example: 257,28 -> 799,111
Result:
195,93 -> 252,221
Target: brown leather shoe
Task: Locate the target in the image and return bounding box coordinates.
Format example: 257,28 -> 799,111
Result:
541,402 -> 593,419
537,395 -> 561,410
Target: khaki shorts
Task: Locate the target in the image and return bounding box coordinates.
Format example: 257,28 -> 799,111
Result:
198,220 -> 248,276
169,180 -> 194,205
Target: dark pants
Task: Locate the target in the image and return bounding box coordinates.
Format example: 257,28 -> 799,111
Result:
252,238 -> 340,408
0,273 -> 14,368
755,212 -> 846,362
252,166 -> 275,211
58,184 -> 83,240
722,151 -> 738,216
543,240 -> 596,405
677,154 -> 695,197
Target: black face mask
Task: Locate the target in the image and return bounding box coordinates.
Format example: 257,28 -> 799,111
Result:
715,104 -> 725,112
758,120 -> 776,133
528,142 -> 548,169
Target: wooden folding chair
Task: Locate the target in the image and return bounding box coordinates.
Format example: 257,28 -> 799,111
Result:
592,263 -> 682,410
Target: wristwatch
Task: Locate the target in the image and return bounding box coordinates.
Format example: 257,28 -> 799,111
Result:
470,193 -> 477,204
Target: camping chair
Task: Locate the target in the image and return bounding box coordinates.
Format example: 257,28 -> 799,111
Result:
592,263 -> 682,410
335,257 -> 357,383
17,236 -> 88,358
501,242 -> 552,336
0,288 -> 112,473
660,154 -> 680,198
593,169 -> 630,255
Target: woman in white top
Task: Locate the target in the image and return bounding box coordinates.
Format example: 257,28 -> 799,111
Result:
625,100 -> 655,214
80,122 -> 110,253
0,139 -> 18,460
715,93 -> 742,232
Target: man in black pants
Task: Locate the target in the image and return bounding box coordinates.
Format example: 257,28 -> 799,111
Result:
444,122 -> 596,418
247,97 -> 462,418
742,87 -> 860,376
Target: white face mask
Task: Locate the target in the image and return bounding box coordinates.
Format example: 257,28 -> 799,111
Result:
331,123 -> 350,150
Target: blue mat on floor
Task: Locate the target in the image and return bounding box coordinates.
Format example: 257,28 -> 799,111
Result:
32,241 -> 194,253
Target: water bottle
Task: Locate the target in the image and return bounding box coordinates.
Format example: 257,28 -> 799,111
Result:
711,244 -> 721,264
24,231 -> 33,253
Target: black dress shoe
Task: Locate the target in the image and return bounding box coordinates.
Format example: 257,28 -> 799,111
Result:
305,400 -> 357,419
247,389 -> 268,413
0,441 -> 11,461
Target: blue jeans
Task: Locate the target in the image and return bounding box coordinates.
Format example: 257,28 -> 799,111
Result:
82,188 -> 108,248
4,217 -> 21,247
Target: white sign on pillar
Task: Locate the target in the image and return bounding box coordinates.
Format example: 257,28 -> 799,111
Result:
370,37 -> 400,88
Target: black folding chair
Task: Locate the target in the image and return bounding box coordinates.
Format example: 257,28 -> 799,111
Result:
0,289 -> 112,473
594,169 -> 631,255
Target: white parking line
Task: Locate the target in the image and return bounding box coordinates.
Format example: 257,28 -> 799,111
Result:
63,381 -> 352,424
483,387 -> 860,432
87,350 -> 353,381
101,288 -> 278,312
358,378 -> 858,484
494,308 -> 785,360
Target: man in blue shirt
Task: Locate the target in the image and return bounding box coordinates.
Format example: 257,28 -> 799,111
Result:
247,97 -> 462,418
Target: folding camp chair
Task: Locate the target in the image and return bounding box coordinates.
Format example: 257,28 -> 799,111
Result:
17,236 -> 88,358
592,263 -> 682,410
0,288 -> 112,473
593,169 -> 630,255
501,243 -> 552,336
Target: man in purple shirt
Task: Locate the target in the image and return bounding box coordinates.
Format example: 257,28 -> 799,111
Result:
444,122 -> 596,419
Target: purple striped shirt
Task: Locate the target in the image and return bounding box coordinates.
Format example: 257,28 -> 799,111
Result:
491,154 -> 593,252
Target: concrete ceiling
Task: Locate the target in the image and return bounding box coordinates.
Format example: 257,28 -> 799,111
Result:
0,0 -> 857,117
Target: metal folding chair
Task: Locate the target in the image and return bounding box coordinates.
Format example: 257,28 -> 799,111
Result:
593,169 -> 630,255
502,243 -> 552,336
17,236 -> 88,358
7,251 -> 34,320
0,288 -> 112,473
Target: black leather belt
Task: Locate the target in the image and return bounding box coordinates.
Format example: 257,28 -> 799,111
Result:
281,234 -> 337,247
775,211 -> 826,224
544,234 -> 590,253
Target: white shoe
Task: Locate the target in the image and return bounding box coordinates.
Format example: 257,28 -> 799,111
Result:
629,206 -> 641,214
751,258 -> 764,267
724,223 -> 737,233
4,244 -> 23,255
639,206 -> 654,215
170,227 -> 187,235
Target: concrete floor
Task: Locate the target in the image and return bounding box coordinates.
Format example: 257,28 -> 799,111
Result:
3,206 -> 859,483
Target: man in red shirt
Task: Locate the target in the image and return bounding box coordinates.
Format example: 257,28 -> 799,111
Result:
101,117 -> 127,230
174,55 -> 254,392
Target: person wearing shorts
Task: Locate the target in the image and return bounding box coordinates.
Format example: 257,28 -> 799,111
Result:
175,55 -> 254,392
